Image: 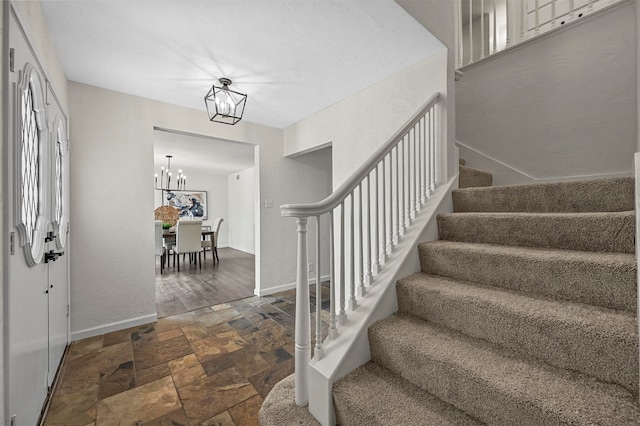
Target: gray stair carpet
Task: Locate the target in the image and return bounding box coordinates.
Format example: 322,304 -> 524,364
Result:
459,164 -> 493,188
333,175 -> 639,425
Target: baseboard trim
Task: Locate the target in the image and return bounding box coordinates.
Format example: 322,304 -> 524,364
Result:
255,275 -> 331,297
71,313 -> 158,342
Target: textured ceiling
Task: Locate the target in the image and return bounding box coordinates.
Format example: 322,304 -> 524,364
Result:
40,0 -> 443,129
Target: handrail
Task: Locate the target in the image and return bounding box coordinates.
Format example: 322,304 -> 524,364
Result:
281,92 -> 440,217
279,91 -> 442,414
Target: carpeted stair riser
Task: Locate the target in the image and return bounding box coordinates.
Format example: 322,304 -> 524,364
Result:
419,240 -> 637,313
437,211 -> 635,253
396,273 -> 639,394
459,165 -> 493,188
368,315 -> 640,426
452,176 -> 634,213
333,362 -> 482,426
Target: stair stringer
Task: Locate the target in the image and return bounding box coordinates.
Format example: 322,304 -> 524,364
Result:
307,175 -> 458,426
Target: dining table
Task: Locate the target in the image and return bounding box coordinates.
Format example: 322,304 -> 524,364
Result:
162,229 -> 214,239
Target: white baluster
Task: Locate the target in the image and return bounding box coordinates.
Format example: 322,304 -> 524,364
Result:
408,134 -> 414,221
569,0 -> 575,19
409,128 -> 415,220
329,210 -> 337,339
506,0 -> 512,47
481,0 -> 486,59
403,137 -> 410,230
457,0 -> 464,68
365,175 -> 373,286
429,110 -> 435,192
588,0 -> 593,13
294,217 -> 310,407
551,0 -> 557,28
413,126 -> 419,215
535,0 -> 540,35
400,137 -> 406,235
348,193 -> 356,311
423,115 -> 429,198
469,0 -> 474,64
313,216 -> 323,361
380,159 -> 387,263
394,144 -> 400,243
339,203 -> 346,325
372,166 -> 380,274
419,118 -> 426,205
357,185 -> 365,297
386,154 -> 393,252
432,107 -> 437,189
493,0 -> 498,53
521,0 -> 526,41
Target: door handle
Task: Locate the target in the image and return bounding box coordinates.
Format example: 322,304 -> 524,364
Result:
44,250 -> 64,263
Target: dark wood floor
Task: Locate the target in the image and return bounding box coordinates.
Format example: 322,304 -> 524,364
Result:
155,247 -> 255,318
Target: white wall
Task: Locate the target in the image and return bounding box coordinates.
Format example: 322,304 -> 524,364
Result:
287,146 -> 333,282
228,167 -> 256,254
396,0 -> 457,182
456,2 -> 636,182
283,50 -> 448,188
636,0 -> 640,153
68,82 -> 314,337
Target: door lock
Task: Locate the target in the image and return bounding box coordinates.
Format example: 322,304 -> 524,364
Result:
44,250 -> 64,263
44,231 -> 56,242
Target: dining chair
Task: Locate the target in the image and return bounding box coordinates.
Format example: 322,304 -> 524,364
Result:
201,225 -> 214,264
211,217 -> 224,263
154,220 -> 165,274
155,205 -> 179,264
171,219 -> 203,271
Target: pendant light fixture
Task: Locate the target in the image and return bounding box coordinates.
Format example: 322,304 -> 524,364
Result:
154,155 -> 187,190
204,77 -> 247,125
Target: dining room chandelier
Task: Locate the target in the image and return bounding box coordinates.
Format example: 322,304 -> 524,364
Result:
154,155 -> 187,191
204,77 -> 247,125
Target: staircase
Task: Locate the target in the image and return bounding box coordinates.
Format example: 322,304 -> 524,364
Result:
332,174 -> 639,425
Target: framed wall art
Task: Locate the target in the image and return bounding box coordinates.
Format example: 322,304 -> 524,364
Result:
162,190 -> 207,220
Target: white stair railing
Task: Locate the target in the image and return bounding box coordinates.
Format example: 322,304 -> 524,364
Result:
281,92 -> 440,407
457,0 -> 625,68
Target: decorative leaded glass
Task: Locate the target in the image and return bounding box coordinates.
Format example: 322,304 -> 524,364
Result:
55,132 -> 63,224
21,85 -> 39,245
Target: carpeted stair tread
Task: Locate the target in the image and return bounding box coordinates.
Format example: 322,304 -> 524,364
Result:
333,361 -> 482,426
419,240 -> 636,313
396,272 -> 639,394
258,374 -> 321,426
452,176 -> 634,213
437,211 -> 635,253
459,165 -> 493,188
369,314 -> 640,425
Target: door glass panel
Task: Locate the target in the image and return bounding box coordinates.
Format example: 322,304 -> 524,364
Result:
21,85 -> 39,246
55,131 -> 62,224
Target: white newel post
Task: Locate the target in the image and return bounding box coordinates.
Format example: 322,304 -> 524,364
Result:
295,217 -> 311,407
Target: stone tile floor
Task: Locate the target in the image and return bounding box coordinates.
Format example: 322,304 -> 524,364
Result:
43,286 -> 330,426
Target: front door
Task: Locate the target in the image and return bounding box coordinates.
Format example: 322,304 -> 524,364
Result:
6,7 -> 70,425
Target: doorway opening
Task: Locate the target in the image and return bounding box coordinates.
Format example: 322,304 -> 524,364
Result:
153,128 -> 257,317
